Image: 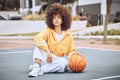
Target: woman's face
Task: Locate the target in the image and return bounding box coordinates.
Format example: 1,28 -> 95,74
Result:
52,14 -> 62,27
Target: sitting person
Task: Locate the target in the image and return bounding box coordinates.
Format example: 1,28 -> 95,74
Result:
28,3 -> 77,77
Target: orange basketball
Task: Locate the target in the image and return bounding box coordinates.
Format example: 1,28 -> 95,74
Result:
68,53 -> 86,72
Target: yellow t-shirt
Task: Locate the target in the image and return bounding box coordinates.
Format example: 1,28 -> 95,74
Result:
34,27 -> 76,57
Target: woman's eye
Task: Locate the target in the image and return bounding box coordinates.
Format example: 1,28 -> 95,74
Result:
58,17 -> 61,19
53,15 -> 61,19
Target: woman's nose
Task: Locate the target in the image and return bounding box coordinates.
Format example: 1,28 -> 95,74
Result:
55,18 -> 58,21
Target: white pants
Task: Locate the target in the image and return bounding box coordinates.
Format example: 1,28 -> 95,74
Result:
32,46 -> 68,73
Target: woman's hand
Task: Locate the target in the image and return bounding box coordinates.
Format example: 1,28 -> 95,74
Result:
68,52 -> 81,60
42,40 -> 52,63
46,52 -> 52,63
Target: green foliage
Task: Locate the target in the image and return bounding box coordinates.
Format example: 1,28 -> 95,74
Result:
22,14 -> 46,20
0,0 -> 77,11
63,0 -> 77,4
107,29 -> 120,35
90,31 -> 103,35
86,29 -> 120,35
76,33 -> 80,36
0,0 -> 20,11
6,32 -> 39,36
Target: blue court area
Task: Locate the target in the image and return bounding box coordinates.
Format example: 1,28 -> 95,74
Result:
0,48 -> 120,80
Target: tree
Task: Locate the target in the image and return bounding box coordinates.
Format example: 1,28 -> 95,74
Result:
63,0 -> 77,4
0,0 -> 20,11
103,0 -> 112,44
0,0 -> 6,10
39,0 -> 77,14
47,0 -> 77,9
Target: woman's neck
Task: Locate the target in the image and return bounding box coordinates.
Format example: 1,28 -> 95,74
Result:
54,26 -> 62,34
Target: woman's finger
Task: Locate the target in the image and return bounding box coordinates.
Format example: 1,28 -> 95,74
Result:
47,57 -> 52,63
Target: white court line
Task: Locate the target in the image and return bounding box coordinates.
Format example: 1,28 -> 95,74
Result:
76,47 -> 120,52
0,47 -> 120,55
91,75 -> 120,80
0,50 -> 33,55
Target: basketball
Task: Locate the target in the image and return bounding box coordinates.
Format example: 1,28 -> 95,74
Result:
68,53 -> 86,72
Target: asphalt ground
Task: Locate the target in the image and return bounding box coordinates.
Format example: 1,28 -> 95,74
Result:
0,47 -> 120,80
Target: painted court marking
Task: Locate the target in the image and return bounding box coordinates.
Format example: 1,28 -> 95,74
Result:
91,75 -> 120,80
77,47 -> 120,52
0,50 -> 33,55
0,47 -> 120,55
0,48 -> 120,80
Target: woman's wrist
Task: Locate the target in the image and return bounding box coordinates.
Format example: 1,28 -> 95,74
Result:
46,49 -> 50,53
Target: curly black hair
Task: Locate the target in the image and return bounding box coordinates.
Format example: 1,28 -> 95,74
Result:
46,3 -> 72,31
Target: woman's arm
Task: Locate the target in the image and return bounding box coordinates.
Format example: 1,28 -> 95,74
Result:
67,34 -> 76,59
34,28 -> 52,63
34,28 -> 49,51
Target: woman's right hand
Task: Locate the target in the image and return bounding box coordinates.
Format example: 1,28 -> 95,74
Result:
46,52 -> 52,63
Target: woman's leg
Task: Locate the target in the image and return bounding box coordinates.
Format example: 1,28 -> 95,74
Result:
29,46 -> 68,76
42,54 -> 68,73
32,46 -> 47,64
29,46 -> 46,77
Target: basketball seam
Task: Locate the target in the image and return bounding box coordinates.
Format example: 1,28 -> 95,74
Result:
75,54 -> 77,72
77,57 -> 85,67
77,57 -> 85,72
69,56 -> 74,71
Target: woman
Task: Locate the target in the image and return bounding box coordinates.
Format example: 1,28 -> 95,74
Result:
28,3 -> 76,77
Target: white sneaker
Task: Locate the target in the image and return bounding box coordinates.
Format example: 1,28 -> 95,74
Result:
38,69 -> 44,76
29,64 -> 34,72
65,66 -> 71,72
28,63 -> 43,77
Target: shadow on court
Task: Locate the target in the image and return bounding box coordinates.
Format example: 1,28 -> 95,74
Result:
0,48 -> 120,80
